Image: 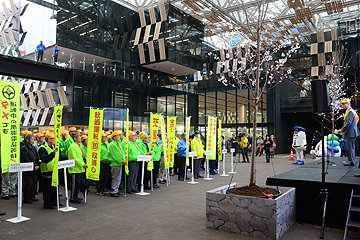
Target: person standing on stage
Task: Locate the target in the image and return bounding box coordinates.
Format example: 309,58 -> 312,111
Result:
20,134 -> 39,204
68,132 -> 88,203
53,45 -> 60,63
337,98 -> 360,166
107,131 -> 125,197
177,133 -> 188,181
36,40 -> 46,62
191,130 -> 204,179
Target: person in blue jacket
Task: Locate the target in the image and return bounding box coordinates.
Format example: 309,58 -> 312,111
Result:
53,45 -> 60,63
177,133 -> 188,181
36,40 -> 46,62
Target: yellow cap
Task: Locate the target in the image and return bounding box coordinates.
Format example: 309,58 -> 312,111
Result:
128,131 -> 137,138
81,135 -> 88,141
341,98 -> 350,104
69,127 -> 77,132
102,131 -> 107,137
139,132 -> 150,139
23,130 -> 31,137
111,131 -> 123,139
107,135 -> 112,140
83,130 -> 89,135
49,128 -> 54,133
35,133 -> 44,139
45,132 -> 55,140
32,130 -> 38,134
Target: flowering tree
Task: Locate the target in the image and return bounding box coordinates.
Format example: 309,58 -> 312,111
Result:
209,0 -> 300,186
325,48 -> 349,156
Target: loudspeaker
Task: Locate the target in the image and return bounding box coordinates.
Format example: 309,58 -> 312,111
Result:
311,80 -> 331,114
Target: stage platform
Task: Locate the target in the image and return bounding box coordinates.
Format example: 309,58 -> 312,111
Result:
266,157 -> 360,229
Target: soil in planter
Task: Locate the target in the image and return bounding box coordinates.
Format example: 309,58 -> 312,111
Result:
227,185 -> 280,197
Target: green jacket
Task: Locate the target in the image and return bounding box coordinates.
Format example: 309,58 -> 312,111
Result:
138,141 -> 151,155
108,141 -> 125,167
128,141 -> 140,162
100,142 -> 109,162
65,136 -> 74,155
60,138 -> 67,158
39,145 -> 55,173
152,142 -> 163,162
80,142 -> 87,159
68,142 -> 86,174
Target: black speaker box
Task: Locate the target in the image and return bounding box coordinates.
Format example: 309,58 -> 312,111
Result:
311,80 -> 331,114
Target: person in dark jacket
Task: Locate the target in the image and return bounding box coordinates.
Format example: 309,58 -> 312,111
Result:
263,135 -> 273,163
20,134 -> 40,204
229,134 -> 238,157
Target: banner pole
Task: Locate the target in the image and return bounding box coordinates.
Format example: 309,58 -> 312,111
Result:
166,169 -> 169,187
151,171 -> 153,191
17,172 -> 22,219
184,164 -> 187,181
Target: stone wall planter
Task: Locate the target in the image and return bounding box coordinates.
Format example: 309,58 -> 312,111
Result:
206,183 -> 295,240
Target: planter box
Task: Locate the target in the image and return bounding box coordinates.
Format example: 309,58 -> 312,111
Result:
206,183 -> 296,240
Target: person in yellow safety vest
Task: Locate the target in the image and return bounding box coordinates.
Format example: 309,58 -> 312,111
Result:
68,131 -> 88,203
191,130 -> 204,179
239,133 -> 250,163
38,132 -> 64,209
126,131 -> 141,194
107,131 -> 125,197
96,132 -> 110,196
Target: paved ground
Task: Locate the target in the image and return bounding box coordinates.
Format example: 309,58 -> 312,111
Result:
0,153 -> 348,239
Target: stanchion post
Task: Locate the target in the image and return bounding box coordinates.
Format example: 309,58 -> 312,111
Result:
151,171 -> 153,191
58,159 -> 77,212
203,151 -> 213,181
220,148 -> 229,177
6,163 -> 33,223
229,148 -> 237,174
187,152 -> 199,184
136,155 -> 151,196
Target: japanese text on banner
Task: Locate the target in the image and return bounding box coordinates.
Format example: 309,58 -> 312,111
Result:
0,81 -> 20,173
148,114 -> 161,171
124,109 -> 129,175
185,117 -> 191,166
167,117 -> 176,168
218,120 -> 222,160
206,117 -> 217,160
51,105 -> 63,187
160,116 -> 170,169
86,109 -> 103,181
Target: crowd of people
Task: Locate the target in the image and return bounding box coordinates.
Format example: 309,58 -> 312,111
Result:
229,133 -> 277,163
1,127 -> 232,210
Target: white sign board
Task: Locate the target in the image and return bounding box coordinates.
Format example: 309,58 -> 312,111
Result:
222,149 -> 227,154
138,155 -> 151,162
9,163 -> 34,173
58,159 -> 75,169
204,150 -> 212,155
189,151 -> 197,157
230,148 -> 235,153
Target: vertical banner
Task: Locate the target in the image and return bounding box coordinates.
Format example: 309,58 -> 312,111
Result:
86,109 -> 104,181
149,114 -> 161,171
51,105 -> 63,187
0,81 -> 20,173
167,117 -> 176,168
185,117 -> 191,166
206,117 -> 217,160
218,120 -> 222,160
124,108 -> 129,175
160,116 -> 170,169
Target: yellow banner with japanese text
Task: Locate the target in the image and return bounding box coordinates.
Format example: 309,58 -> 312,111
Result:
51,105 -> 63,187
206,116 -> 217,160
0,81 -> 20,173
86,109 -> 103,181
148,114 -> 161,171
167,117 -> 176,168
124,109 -> 129,175
160,116 -> 170,169
218,120 -> 222,160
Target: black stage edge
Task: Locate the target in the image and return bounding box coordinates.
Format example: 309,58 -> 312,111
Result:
266,157 -> 359,228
